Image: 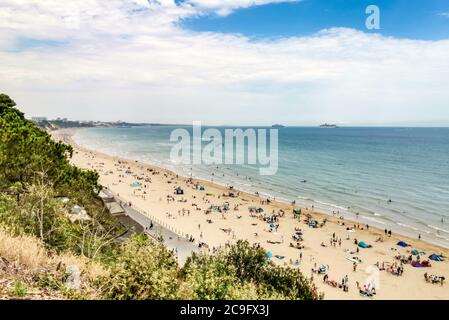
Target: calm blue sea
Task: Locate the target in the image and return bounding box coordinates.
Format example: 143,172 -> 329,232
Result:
74,126 -> 449,247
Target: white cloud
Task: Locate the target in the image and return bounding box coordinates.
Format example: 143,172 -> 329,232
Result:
1,0 -> 449,125
439,12 -> 449,18
186,0 -> 301,16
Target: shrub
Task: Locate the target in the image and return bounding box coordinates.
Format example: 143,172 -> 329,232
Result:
99,235 -> 180,300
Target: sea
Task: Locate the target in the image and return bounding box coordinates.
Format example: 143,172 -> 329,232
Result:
73,126 -> 449,248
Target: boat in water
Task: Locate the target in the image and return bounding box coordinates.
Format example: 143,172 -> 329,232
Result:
320,123 -> 338,128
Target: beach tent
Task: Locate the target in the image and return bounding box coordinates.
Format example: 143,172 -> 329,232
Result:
199,186 -> 205,191
358,242 -> 371,249
411,249 -> 426,255
293,209 -> 301,215
258,208 -> 264,212
429,254 -> 444,262
174,187 -> 184,195
397,241 -> 409,247
308,220 -> 318,228
266,251 -> 273,259
318,265 -> 327,274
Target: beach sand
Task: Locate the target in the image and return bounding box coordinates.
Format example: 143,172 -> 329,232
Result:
53,129 -> 449,300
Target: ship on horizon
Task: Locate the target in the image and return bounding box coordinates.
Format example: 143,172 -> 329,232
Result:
319,123 -> 338,128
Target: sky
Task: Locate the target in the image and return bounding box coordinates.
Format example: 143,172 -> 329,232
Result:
1,0 -> 449,126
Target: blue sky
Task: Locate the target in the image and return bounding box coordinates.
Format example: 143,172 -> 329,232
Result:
183,0 -> 449,40
1,0 -> 449,125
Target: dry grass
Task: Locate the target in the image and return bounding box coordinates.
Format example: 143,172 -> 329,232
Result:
0,228 -> 107,299
0,230 -> 48,271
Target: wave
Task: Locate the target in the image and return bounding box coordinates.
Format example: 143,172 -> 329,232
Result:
396,222 -> 419,231
428,225 -> 449,234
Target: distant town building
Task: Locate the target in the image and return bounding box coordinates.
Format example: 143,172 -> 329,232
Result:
31,116 -> 47,122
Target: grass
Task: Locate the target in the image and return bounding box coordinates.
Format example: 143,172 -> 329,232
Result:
0,227 -> 107,299
13,281 -> 27,298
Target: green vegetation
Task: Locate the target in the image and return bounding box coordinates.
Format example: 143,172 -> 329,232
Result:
12,281 -> 27,298
0,93 -> 320,300
100,236 -> 319,300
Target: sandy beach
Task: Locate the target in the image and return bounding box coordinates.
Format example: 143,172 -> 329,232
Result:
53,128 -> 449,300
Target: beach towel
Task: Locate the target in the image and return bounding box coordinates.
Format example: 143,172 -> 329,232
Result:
411,261 -> 431,268
358,241 -> 371,249
397,241 -> 409,247
130,182 -> 142,188
347,257 -> 362,264
429,254 -> 444,262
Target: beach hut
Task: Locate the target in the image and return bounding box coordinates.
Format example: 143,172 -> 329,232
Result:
105,202 -> 125,215
98,190 -> 115,203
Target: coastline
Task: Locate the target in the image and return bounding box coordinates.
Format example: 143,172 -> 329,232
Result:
52,128 -> 449,300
